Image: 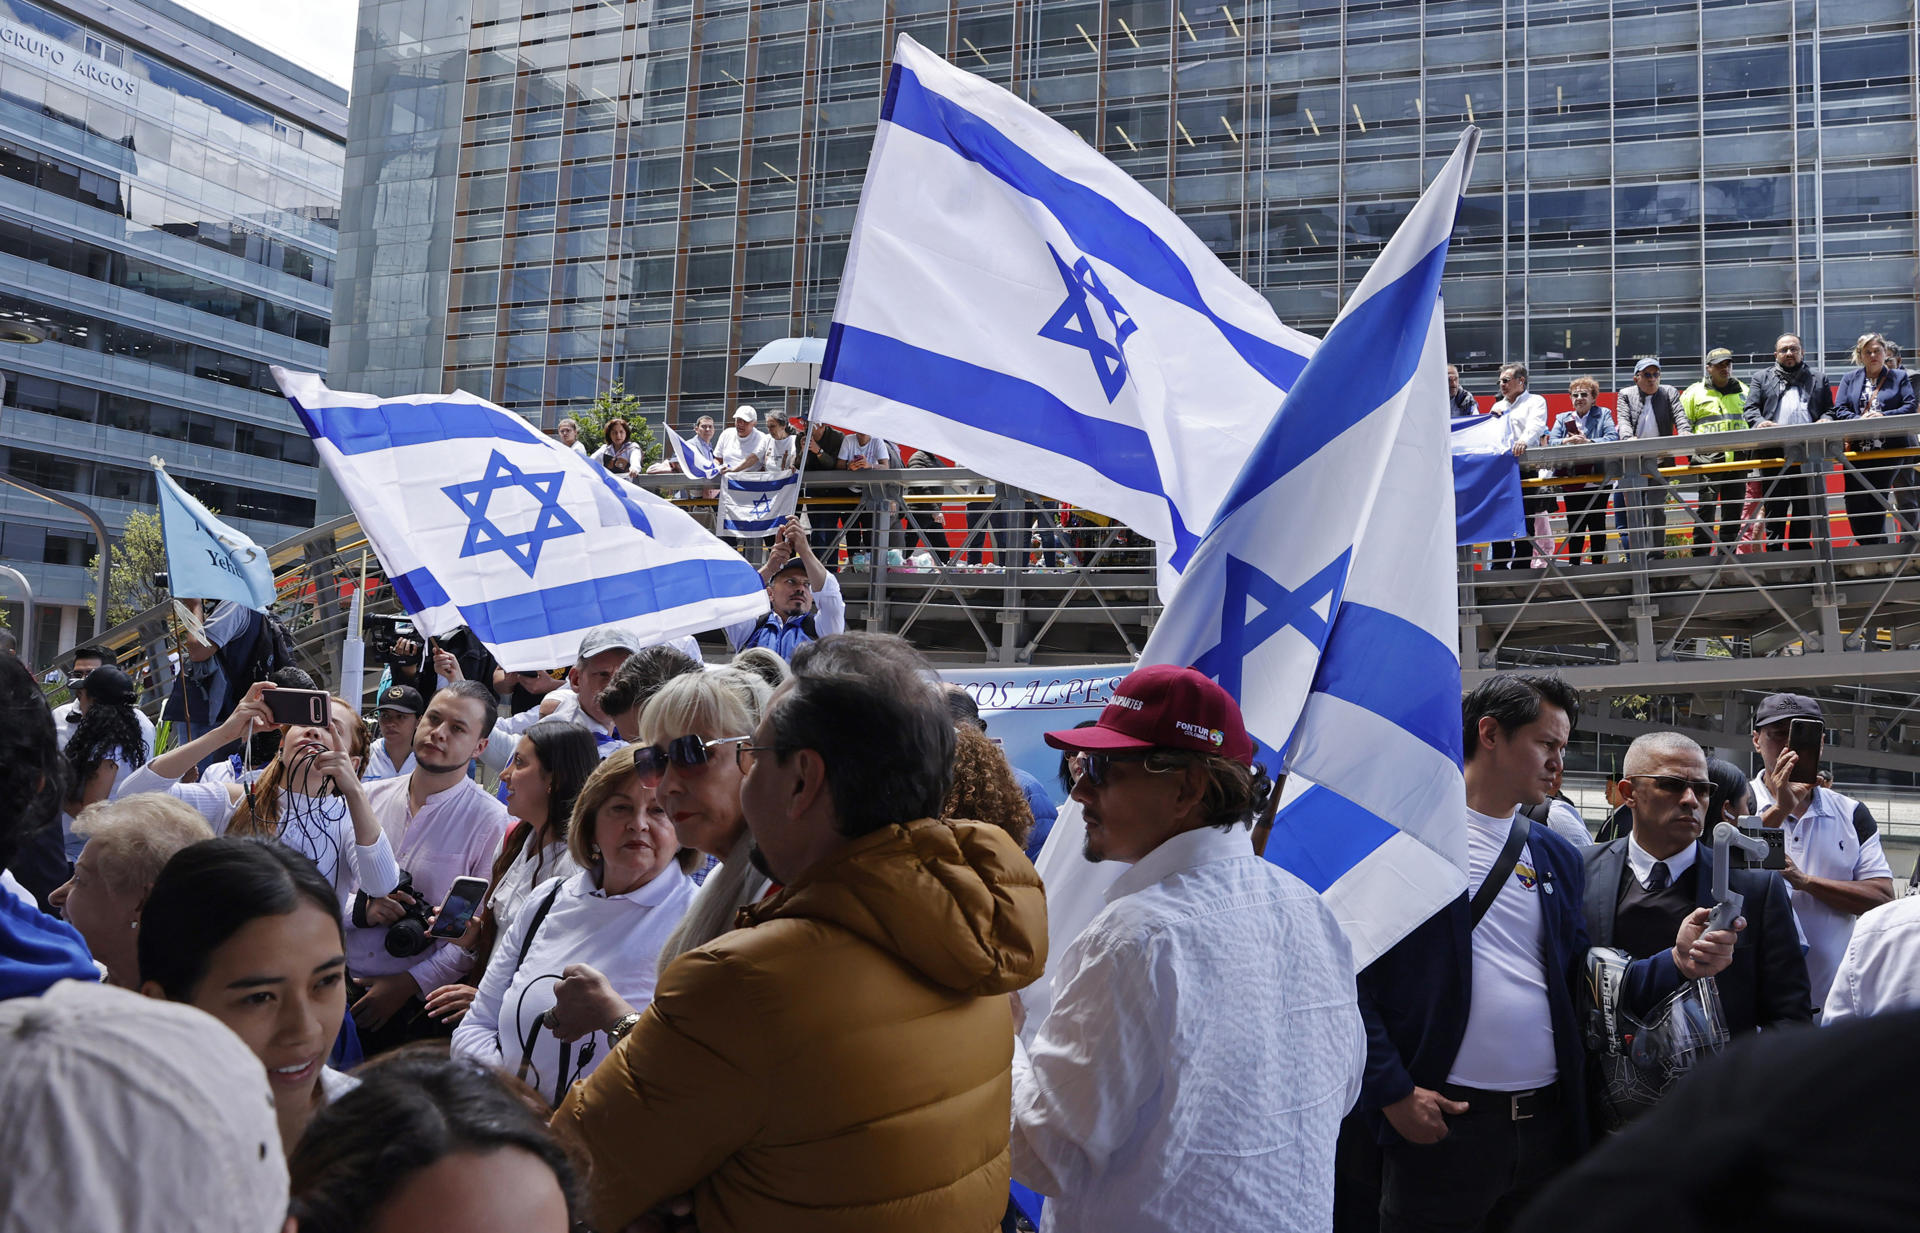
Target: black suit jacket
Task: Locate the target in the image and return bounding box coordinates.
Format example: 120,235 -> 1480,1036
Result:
1582,837 -> 1812,1034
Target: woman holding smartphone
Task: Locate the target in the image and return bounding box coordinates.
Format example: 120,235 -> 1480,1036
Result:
116,680 -> 402,910
451,746 -> 694,1106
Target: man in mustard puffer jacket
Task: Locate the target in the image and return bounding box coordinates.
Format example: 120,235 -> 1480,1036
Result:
553,633 -> 1047,1233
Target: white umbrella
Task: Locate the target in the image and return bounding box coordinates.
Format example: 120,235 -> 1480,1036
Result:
737,336 -> 828,390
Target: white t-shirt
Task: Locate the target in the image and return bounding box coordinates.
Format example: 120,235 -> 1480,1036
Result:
838,434 -> 890,468
714,427 -> 771,473
1776,384 -> 1809,426
1446,807 -> 1559,1090
767,434 -> 797,472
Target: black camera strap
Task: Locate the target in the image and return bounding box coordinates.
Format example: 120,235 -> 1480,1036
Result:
1470,815 -> 1532,930
512,881 -> 568,1104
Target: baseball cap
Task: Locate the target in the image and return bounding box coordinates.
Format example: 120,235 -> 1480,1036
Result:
0,980 -> 288,1233
1754,692 -> 1823,729
733,405 -> 757,423
1634,357 -> 1661,375
1044,664 -> 1254,765
768,557 -> 811,580
1705,347 -> 1734,366
76,663 -> 135,707
376,683 -> 424,715
578,624 -> 643,662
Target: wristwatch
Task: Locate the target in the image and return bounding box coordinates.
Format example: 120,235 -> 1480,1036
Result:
609,1012 -> 643,1045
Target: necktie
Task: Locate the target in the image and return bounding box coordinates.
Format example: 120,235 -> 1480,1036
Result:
1647,861 -> 1670,891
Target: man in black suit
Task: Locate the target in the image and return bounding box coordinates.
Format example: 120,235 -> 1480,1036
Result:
1582,731 -> 1812,1036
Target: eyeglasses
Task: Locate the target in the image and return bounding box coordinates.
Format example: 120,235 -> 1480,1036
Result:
1628,774 -> 1715,799
1075,751 -> 1150,788
633,734 -> 752,786
736,743 -> 778,772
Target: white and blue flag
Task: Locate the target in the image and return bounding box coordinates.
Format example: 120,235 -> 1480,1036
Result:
1450,413 -> 1526,545
1138,131 -> 1480,968
720,471 -> 800,538
667,427 -> 721,480
272,370 -> 769,671
150,458 -> 277,611
812,35 -> 1316,597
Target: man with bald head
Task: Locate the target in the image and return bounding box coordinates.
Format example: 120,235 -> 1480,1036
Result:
1583,731 -> 1811,1036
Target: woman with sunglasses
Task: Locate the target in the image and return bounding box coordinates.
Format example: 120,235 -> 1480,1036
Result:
117,680 -> 402,912
452,746 -> 695,1106
635,668 -> 774,976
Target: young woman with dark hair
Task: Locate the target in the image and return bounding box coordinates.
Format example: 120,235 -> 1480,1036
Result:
59,667 -> 152,854
0,652 -> 96,990
117,680 -> 401,911
139,836 -> 354,1153
420,721 -> 597,1028
288,1053 -> 580,1233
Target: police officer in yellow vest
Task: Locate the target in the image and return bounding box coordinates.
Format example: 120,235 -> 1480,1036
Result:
1680,348 -> 1748,555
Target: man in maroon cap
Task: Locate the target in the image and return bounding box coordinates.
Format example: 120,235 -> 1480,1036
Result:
1009,663 -> 1366,1233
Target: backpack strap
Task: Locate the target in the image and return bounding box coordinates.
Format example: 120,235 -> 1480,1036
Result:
1470,815 -> 1532,929
515,879 -> 564,971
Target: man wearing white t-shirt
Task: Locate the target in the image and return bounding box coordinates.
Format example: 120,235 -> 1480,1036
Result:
1488,364 -> 1550,570
1748,692 -> 1895,1015
1354,674 -> 1739,1232
713,406 -> 770,475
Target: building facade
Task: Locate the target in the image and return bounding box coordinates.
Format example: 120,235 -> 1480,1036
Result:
0,0 -> 343,664
333,0 -> 1917,435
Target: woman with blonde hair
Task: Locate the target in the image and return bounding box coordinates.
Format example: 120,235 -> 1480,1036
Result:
116,680 -> 402,910
48,793 -> 214,987
1833,331 -> 1916,544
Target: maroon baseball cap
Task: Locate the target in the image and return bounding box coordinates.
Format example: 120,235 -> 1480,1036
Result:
1044,664 -> 1254,765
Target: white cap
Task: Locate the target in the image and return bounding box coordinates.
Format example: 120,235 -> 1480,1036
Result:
0,981 -> 288,1233
733,405 -> 756,423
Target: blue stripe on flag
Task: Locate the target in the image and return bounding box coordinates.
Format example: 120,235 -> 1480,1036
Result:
723,517 -> 786,534
1310,603 -> 1463,763
391,559 -> 765,645
879,64 -> 1307,396
1263,784 -> 1400,893
1449,419 -> 1525,545
726,474 -> 799,494
295,400 -> 544,456
1205,237 -> 1452,535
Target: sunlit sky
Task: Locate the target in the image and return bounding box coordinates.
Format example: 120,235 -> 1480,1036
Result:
173,0 -> 357,88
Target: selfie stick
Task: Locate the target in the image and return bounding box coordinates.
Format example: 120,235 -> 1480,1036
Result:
1705,821 -> 1773,933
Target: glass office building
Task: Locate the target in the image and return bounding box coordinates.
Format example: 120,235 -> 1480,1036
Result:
334,0 -> 1918,437
0,0 -> 343,663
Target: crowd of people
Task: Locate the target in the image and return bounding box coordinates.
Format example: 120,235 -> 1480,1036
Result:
1464,332 -> 1917,567
5,577 -> 1920,1230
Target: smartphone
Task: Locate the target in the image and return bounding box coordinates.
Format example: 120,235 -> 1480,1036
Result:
428,876 -> 490,939
264,688 -> 330,729
1786,718 -> 1823,785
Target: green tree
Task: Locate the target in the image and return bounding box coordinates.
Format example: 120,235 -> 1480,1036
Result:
86,509 -> 169,630
570,381 -> 662,465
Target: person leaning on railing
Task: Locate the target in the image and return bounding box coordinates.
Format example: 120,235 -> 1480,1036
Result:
1680,348 -> 1754,555
1830,332 -> 1916,547
1547,378 -> 1618,567
1614,358 -> 1687,560
1742,334 -> 1834,553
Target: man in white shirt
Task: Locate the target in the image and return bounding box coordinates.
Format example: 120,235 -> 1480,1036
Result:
713,406 -> 770,475
1823,894 -> 1920,1023
53,645 -> 156,755
1011,665 -> 1365,1233
1489,363 -> 1549,570
345,680 -> 510,1055
361,684 -> 421,782
1748,692 -> 1895,1014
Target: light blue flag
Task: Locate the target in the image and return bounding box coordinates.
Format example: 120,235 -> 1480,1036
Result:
150,458 -> 276,611
668,427 -> 721,480
720,471 -> 800,538
272,370 -> 769,672
1450,413 -> 1527,546
1137,131 -> 1480,968
812,35 -> 1317,598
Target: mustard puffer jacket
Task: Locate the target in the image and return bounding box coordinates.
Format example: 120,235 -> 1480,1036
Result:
552,817 -> 1048,1233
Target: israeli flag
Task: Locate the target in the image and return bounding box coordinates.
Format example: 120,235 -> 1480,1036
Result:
272,371 -> 769,671
668,427 -> 721,481
812,35 -> 1316,597
1139,131 -> 1480,969
1451,413 -> 1526,545
720,471 -> 800,538
150,458 -> 276,611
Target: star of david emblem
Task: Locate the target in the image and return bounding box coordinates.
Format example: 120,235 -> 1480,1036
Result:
1038,244 -> 1138,403
441,450 -> 585,578
1190,552 -> 1350,699
750,493 -> 773,519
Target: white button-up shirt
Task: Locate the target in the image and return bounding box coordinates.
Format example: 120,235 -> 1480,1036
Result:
1822,894 -> 1920,1024
1492,390 -> 1550,455
1011,825 -> 1364,1233
1750,779 -> 1893,1010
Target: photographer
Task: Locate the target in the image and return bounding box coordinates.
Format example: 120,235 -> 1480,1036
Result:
343,681 -> 509,1055
118,680 -> 401,913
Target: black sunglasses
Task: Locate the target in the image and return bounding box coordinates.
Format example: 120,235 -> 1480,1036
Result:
1628,774 -> 1715,799
634,734 -> 751,786
1074,750 -> 1151,788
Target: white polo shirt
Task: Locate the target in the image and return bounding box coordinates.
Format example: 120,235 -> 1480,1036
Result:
1751,779 -> 1893,1011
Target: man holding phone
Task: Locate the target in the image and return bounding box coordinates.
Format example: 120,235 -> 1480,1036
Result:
1750,693 -> 1896,1014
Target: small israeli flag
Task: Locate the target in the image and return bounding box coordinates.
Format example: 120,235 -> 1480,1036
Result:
150,458 -> 276,611
1450,413 -> 1527,546
719,472 -> 800,538
812,35 -> 1316,596
273,371 -> 769,671
668,427 -> 721,481
1140,131 -> 1480,968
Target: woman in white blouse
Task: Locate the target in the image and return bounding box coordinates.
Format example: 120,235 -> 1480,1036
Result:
451,745 -> 695,1107
115,680 -> 401,911
590,416 -> 638,475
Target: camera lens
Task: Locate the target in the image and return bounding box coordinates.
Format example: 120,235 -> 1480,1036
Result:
384,917 -> 431,958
